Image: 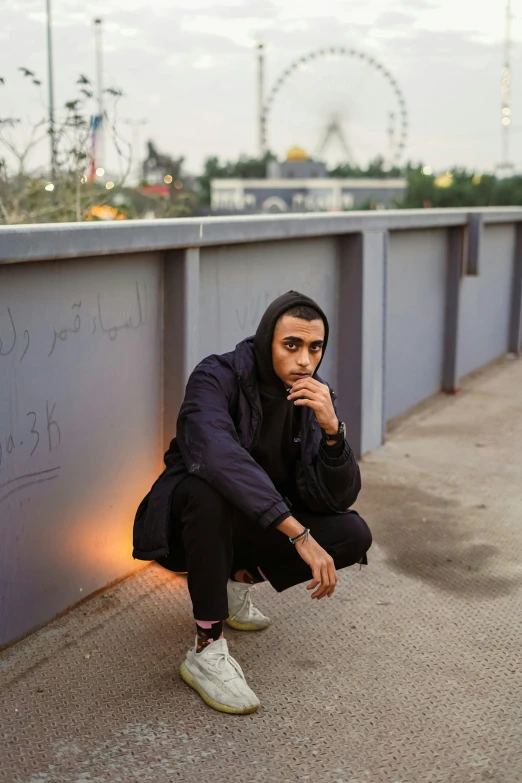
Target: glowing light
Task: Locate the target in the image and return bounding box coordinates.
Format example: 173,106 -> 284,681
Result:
80,175 -> 87,184
96,167 -> 105,177
164,175 -> 173,184
434,172 -> 453,189
105,181 -> 115,189
44,182 -> 55,192
503,107 -> 511,115
422,166 -> 433,176
85,204 -> 126,221
502,117 -> 511,126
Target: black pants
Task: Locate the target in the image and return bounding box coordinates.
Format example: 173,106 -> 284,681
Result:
156,475 -> 372,621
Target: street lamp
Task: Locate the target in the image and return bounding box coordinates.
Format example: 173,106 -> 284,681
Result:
93,18 -> 105,170
45,0 -> 56,175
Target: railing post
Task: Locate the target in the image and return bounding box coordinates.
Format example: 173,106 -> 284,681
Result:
508,223 -> 522,355
442,226 -> 465,393
163,247 -> 200,450
466,213 -> 482,276
336,230 -> 387,457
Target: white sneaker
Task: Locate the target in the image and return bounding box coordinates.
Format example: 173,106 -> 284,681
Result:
180,637 -> 260,714
226,579 -> 271,632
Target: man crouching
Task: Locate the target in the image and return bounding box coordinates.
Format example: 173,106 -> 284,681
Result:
133,291 -> 372,714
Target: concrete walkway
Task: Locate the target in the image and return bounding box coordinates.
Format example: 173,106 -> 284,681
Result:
1,358 -> 522,783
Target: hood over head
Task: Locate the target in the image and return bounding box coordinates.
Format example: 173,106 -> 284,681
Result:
253,290 -> 329,395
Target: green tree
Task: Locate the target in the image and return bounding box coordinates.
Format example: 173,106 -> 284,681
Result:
0,69 -> 133,224
400,166 -> 522,209
329,156 -> 403,179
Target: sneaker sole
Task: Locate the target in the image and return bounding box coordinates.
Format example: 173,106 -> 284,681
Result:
179,662 -> 259,715
226,617 -> 270,632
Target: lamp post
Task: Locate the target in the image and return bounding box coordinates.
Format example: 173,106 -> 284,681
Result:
257,42 -> 265,157
94,18 -> 105,171
501,0 -> 512,167
45,0 -> 56,175
497,0 -> 514,177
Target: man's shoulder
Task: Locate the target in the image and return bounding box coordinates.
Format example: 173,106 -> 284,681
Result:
192,338 -> 256,384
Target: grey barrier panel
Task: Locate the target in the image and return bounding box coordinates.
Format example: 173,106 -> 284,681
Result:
198,238 -> 339,388
457,224 -> 515,378
385,229 -> 448,421
2,211 -> 522,646
508,224 -> 522,355
0,253 -> 163,647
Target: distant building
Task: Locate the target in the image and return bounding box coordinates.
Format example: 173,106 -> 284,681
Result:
267,146 -> 327,179
211,177 -> 406,212
211,147 -> 406,213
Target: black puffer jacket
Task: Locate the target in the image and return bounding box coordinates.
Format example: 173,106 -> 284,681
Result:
132,338 -> 361,561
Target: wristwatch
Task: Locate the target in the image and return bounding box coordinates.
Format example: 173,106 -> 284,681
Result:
321,420 -> 346,444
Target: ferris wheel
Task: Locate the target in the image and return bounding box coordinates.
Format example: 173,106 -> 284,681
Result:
260,47 -> 409,167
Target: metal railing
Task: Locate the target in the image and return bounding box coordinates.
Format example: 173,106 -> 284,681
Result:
1,208 -> 521,646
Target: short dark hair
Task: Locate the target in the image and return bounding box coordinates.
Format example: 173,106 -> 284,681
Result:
281,305 -> 322,322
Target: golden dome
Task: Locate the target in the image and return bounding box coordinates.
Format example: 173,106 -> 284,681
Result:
286,146 -> 308,162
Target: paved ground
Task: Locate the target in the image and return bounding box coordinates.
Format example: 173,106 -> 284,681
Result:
1,358 -> 522,783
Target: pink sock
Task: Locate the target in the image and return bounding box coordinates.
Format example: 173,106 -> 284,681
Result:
195,619 -> 223,651
195,619 -> 220,629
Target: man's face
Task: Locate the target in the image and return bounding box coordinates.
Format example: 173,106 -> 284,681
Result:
271,315 -> 325,388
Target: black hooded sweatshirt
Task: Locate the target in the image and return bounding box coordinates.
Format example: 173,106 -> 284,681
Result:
251,291 -> 340,506
132,292 -> 361,562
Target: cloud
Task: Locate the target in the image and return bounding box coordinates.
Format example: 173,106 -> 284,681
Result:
374,10 -> 416,28
380,26 -> 492,63
400,0 -> 437,7
194,1 -> 278,19
0,0 -> 518,175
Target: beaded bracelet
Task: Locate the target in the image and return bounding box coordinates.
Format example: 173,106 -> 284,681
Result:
289,528 -> 310,545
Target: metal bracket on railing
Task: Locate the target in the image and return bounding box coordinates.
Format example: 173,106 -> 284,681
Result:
465,213 -> 483,276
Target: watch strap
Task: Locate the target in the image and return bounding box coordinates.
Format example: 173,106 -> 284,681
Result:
321,421 -> 345,443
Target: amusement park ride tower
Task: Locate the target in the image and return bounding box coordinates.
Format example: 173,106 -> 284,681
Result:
256,42 -> 409,169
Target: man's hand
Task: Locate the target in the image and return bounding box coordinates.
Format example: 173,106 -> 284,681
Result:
287,377 -> 338,434
295,534 -> 338,599
276,515 -> 338,599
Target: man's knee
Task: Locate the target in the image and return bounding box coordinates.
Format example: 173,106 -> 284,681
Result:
333,511 -> 372,566
353,513 -> 372,555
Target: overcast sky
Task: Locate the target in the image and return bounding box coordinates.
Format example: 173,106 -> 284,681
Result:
1,0 -> 521,175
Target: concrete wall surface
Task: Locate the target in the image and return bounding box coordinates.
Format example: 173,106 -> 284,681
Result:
1,208 -> 522,646
458,224 -> 515,378
199,238 -> 339,385
385,229 -> 447,421
0,253 -> 163,646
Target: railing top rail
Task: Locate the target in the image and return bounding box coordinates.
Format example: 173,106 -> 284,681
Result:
1,207 -> 522,264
